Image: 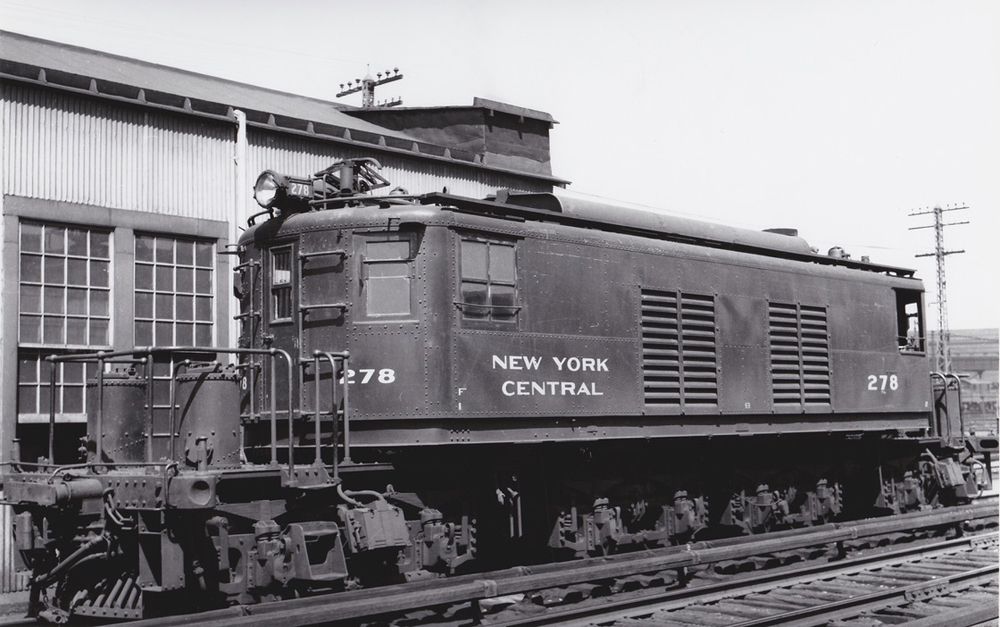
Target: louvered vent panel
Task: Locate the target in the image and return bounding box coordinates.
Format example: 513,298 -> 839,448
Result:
679,293 -> 718,405
800,306 -> 832,404
641,290 -> 681,406
768,302 -> 831,406
769,303 -> 802,404
641,290 -> 718,408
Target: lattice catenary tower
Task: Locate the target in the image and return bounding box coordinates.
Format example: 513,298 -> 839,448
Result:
908,205 -> 968,373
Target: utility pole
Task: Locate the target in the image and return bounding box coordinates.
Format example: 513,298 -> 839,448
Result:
909,205 -> 968,372
337,66 -> 403,108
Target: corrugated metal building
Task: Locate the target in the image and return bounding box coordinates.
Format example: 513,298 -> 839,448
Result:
0,31 -> 565,591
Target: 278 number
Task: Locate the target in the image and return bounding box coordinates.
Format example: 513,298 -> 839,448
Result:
867,374 -> 898,391
341,368 -> 396,385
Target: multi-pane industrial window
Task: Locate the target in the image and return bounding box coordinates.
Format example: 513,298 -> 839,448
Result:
18,222 -> 110,422
363,239 -> 412,317
135,235 -> 214,346
19,222 -> 111,347
17,352 -> 98,422
459,238 -> 517,322
271,247 -> 293,322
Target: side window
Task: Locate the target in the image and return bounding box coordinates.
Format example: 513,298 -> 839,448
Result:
271,247 -> 293,322
19,222 -> 112,348
361,237 -> 414,319
18,221 -> 111,424
895,289 -> 924,352
135,234 -> 215,347
459,237 -> 518,323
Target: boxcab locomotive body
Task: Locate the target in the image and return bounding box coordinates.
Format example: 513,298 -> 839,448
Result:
2,159 -> 985,622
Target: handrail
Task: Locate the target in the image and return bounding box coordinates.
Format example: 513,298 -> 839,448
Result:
145,350 -> 154,465
233,258 -> 260,432
329,353 -> 353,465
930,371 -> 966,446
945,373 -> 965,439
0,460 -> 176,479
47,356 -> 57,464
168,359 -> 193,463
95,352 -> 105,469
270,351 -> 278,466
279,349 -> 296,484
299,249 -> 346,261
42,346 -> 292,472
312,350 -> 350,481
34,346 -> 300,486
930,372 -> 947,440
44,352 -> 147,468
136,348 -> 292,471
300,302 -> 348,313
312,354 -> 323,466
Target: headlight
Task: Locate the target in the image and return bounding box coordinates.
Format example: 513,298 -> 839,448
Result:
254,171 -> 285,209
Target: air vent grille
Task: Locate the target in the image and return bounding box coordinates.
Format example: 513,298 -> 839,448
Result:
641,289 -> 718,408
769,303 -> 831,406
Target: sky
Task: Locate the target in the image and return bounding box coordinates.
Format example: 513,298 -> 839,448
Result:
1,0 -> 997,330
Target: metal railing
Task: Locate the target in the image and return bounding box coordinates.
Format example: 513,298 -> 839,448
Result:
308,351 -> 351,481
931,371 -> 966,446
34,346 -> 298,472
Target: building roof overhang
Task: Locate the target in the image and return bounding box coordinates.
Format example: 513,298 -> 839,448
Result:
0,31 -> 569,186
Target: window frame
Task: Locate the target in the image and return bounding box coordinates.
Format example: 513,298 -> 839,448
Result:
268,244 -> 296,325
456,232 -> 520,327
134,232 -> 216,348
16,350 -> 102,424
17,221 -> 114,424
18,221 -> 113,349
357,233 -> 418,323
6,197 -> 230,435
894,288 -> 926,354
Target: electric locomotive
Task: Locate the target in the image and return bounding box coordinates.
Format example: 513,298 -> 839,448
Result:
2,158 -> 987,622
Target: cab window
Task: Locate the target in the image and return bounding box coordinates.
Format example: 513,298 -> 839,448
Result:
895,289 -> 924,352
270,247 -> 293,323
459,237 -> 518,323
361,236 -> 414,319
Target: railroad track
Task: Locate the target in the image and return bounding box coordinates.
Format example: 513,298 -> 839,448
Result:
4,500 -> 996,627
489,533 -> 999,627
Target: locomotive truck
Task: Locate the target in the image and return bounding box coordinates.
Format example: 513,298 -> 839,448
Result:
1,158 -> 987,622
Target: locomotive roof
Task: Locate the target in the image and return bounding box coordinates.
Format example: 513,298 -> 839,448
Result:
244,190 -> 916,278
503,192 -> 815,255
419,191 -> 917,277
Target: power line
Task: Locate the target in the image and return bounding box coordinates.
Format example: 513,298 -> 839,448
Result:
908,204 -> 969,372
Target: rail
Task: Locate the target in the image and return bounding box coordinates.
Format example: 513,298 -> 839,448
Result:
508,533 -> 998,627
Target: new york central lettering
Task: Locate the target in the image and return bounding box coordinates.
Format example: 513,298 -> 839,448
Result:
491,354 -> 609,397
492,355 -> 609,372
552,356 -> 609,372
502,381 -> 603,396
492,355 -> 543,370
